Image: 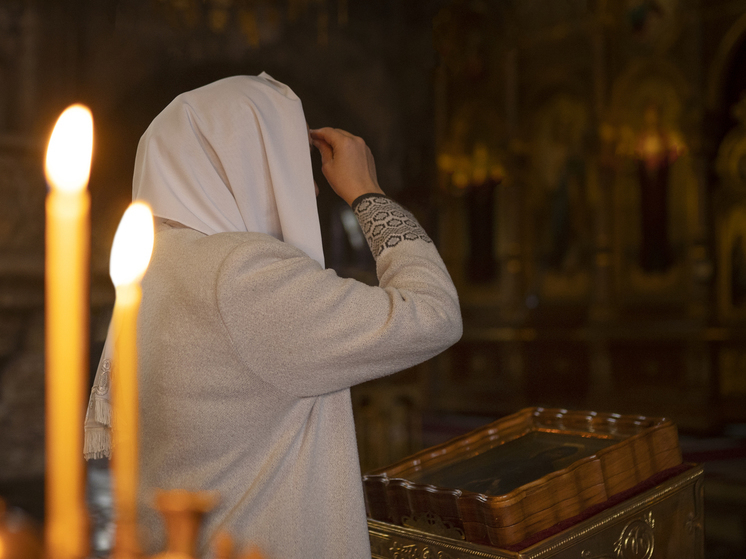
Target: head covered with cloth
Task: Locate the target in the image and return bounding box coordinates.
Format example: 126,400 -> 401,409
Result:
84,73 -> 324,459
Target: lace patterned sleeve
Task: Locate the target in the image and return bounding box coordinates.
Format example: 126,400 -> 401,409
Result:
351,194 -> 432,258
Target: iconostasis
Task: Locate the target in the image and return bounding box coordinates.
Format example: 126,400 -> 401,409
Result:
359,0 -> 746,464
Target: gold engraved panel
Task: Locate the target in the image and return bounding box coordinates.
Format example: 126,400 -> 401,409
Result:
582,512 -> 655,559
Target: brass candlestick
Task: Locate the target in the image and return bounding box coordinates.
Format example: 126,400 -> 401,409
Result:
0,498 -> 43,559
151,490 -> 218,559
212,531 -> 234,559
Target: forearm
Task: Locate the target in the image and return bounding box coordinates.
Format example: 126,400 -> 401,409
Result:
353,193 -> 462,348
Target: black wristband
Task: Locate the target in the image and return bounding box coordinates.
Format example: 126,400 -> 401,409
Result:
351,192 -> 388,211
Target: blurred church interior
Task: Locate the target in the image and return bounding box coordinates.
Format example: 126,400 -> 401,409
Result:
0,0 -> 745,556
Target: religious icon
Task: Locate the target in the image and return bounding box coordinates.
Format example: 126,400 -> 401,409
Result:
459,445 -> 581,496
633,102 -> 685,273
543,142 -> 588,273
531,96 -> 591,277
410,430 -> 610,497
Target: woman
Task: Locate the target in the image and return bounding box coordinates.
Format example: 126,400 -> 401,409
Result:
85,73 -> 461,559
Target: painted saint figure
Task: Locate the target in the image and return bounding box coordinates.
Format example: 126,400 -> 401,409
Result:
538,112 -> 589,273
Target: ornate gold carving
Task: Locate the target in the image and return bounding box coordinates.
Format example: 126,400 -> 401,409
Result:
389,540 -> 458,559
402,513 -> 465,541
581,511 -> 655,559
613,512 -> 655,559
685,511 -> 703,536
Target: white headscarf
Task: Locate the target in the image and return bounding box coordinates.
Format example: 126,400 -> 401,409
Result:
84,73 -> 324,459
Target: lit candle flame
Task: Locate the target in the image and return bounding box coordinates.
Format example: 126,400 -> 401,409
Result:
110,202 -> 155,287
44,105 -> 94,194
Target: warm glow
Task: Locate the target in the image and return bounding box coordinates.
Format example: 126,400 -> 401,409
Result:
110,203 -> 155,287
44,105 -> 94,194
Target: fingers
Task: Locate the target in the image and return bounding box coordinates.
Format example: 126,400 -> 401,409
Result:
311,135 -> 333,164
309,127 -> 336,145
310,128 -> 339,165
310,127 -> 364,167
308,127 -> 384,205
310,127 -> 358,148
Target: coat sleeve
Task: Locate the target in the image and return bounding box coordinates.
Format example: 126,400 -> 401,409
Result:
216,195 -> 462,398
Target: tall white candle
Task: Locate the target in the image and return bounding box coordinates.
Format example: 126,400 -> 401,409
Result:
109,202 -> 154,559
44,104 -> 93,559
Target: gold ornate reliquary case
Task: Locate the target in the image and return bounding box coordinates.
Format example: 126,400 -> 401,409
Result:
363,407 -> 697,555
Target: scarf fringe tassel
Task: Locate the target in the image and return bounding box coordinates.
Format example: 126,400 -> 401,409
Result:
83,426 -> 111,460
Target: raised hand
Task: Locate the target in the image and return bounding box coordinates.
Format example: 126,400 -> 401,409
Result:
310,127 -> 385,205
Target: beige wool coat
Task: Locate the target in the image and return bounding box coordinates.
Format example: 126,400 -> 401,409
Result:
136,195 -> 462,559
